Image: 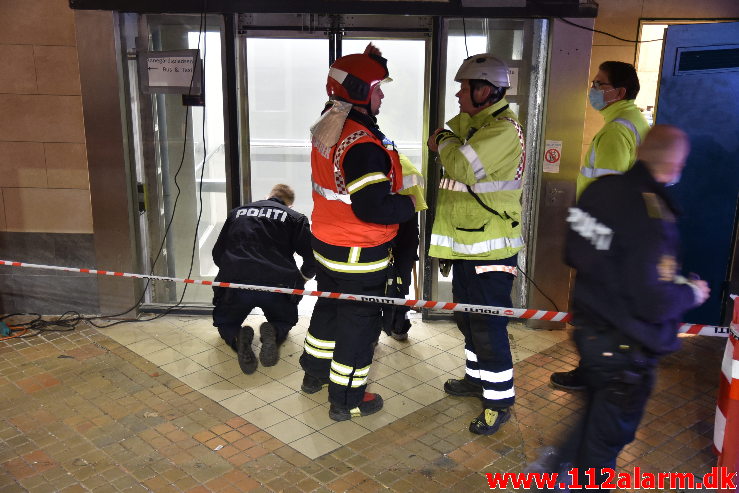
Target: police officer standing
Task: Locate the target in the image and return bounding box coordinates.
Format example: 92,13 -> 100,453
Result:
212,184 -> 315,375
299,44 -> 415,421
530,125 -> 710,487
427,54 -> 526,435
552,61 -> 651,391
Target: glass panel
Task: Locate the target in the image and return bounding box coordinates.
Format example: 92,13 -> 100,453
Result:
246,38 -> 329,218
128,14 -> 227,305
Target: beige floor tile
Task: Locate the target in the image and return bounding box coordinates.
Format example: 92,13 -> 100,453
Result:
289,432 -> 340,460
376,351 -> 420,371
228,371 -> 272,390
277,340 -> 303,356
403,383 -> 446,406
511,348 -> 535,363
302,386 -> 330,404
280,369 -> 308,391
170,339 -> 215,357
399,341 -> 444,360
272,392 -> 322,415
425,352 -> 465,372
220,393 -> 268,415
146,347 -> 186,366
189,348 -> 232,368
161,358 -> 206,378
321,420 -> 369,445
243,405 -> 291,429
367,361 -> 397,380
248,381 -> 294,403
258,360 -> 299,380
294,404 -> 334,430
100,327 -> 150,345
127,338 -> 169,356
356,409 -> 398,431
265,418 -> 315,443
209,359 -> 243,380
152,330 -> 190,347
376,372 -> 424,394
402,361 -> 448,383
365,381 -> 398,400
179,369 -> 223,390
198,381 -> 246,402
381,394 -> 424,419
424,332 -> 463,351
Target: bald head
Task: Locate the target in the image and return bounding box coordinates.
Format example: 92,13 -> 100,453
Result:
638,125 -> 690,185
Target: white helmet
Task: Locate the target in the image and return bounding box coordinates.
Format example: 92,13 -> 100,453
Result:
455,54 -> 511,88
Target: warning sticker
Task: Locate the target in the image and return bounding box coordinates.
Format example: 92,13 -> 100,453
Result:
544,140 -> 562,173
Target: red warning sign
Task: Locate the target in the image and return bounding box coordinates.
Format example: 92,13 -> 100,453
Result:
545,148 -> 560,163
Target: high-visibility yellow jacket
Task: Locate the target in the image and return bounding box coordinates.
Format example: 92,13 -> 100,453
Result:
576,99 -> 650,198
397,153 -> 427,212
429,98 -> 526,260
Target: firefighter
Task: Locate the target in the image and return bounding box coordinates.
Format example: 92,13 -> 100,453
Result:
212,184 -> 315,375
299,43 -> 416,421
427,54 -> 526,435
552,61 -> 650,392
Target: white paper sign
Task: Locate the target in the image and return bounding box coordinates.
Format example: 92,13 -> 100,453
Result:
544,140 -> 562,173
507,67 -> 519,96
147,56 -> 196,88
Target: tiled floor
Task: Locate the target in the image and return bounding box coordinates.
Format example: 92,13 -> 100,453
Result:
100,314 -> 566,459
0,313 -> 724,492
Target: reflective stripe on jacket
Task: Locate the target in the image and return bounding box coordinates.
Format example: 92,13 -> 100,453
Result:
430,98 -> 526,260
311,118 -> 403,248
576,99 -> 650,198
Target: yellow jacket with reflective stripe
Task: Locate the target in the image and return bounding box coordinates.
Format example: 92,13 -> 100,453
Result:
430,98 -> 525,260
576,99 -> 650,198
397,153 -> 427,212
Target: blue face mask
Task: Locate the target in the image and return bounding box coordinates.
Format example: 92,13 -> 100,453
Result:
588,88 -> 607,111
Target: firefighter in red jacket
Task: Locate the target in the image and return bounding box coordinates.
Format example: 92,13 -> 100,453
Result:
299,44 -> 415,421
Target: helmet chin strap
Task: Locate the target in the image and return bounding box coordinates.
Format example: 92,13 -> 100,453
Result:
472,86 -> 503,108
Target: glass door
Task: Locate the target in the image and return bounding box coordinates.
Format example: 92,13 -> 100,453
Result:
242,21 -> 430,313
123,13 -> 228,307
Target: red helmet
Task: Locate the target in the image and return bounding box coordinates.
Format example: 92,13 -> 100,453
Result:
326,53 -> 390,105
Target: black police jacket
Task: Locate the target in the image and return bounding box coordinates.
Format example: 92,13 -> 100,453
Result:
565,160 -> 697,355
213,198 -> 316,288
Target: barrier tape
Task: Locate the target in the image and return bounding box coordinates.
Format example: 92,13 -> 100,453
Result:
0,259 -> 729,337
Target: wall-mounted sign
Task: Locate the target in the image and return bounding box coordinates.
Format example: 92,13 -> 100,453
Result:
138,49 -> 202,95
507,67 -> 519,96
543,140 -> 562,173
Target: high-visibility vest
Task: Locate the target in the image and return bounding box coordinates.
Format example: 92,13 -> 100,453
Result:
577,99 -> 650,198
430,99 -> 526,260
311,118 -> 403,247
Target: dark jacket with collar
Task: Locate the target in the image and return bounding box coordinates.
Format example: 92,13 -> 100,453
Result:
566,160 -> 697,355
213,197 -> 315,288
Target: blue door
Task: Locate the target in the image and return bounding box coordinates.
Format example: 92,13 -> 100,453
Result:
656,22 -> 739,325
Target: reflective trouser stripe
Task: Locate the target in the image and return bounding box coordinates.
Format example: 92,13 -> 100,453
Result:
474,265 -> 518,275
304,332 -> 335,359
483,387 -> 516,400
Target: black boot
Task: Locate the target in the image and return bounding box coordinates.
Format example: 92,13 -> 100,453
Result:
237,326 -> 257,375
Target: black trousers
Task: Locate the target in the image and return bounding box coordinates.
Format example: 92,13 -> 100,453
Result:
558,323 -> 656,486
451,255 -> 517,409
212,287 -> 298,351
300,264 -> 386,408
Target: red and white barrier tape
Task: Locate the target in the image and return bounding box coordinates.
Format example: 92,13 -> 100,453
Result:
0,259 -> 728,336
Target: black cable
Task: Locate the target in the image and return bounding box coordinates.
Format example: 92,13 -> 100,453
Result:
556,17 -> 662,44
461,17 -> 469,57
516,262 -> 560,313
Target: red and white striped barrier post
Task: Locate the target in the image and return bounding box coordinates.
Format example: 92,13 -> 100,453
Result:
714,295 -> 739,492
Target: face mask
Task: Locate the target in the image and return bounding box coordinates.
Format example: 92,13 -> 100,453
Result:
588,88 -> 607,111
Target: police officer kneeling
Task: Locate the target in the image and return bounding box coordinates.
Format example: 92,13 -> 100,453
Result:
212,184 -> 315,375
529,125 -> 710,488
